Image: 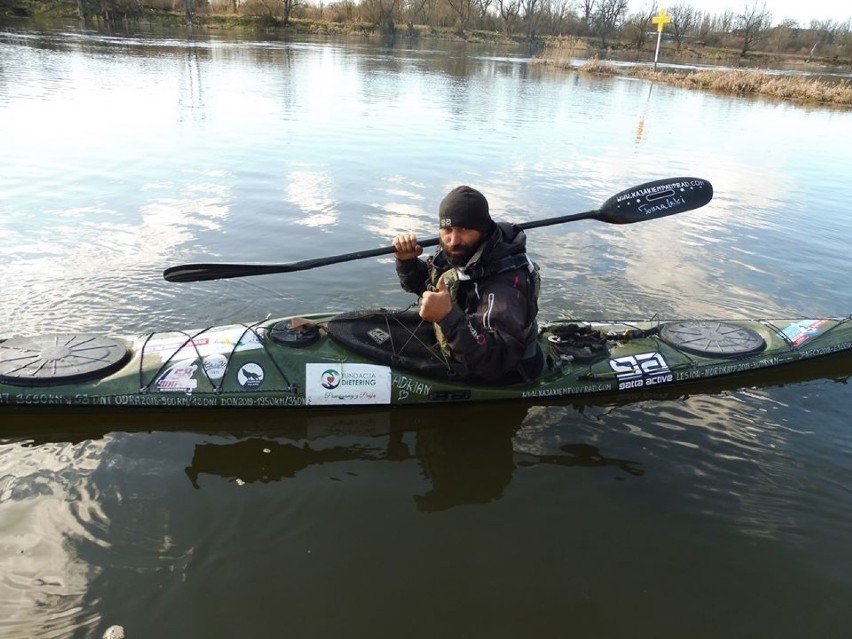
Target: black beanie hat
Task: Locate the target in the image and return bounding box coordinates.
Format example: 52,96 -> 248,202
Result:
438,185 -> 493,233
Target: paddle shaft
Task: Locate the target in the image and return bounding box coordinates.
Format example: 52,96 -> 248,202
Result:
163,177 -> 712,283
162,212 -> 596,283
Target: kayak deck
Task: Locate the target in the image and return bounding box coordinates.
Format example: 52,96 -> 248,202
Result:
1,310 -> 851,409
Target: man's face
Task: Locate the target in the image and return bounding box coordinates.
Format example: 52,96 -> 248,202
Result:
439,226 -> 484,266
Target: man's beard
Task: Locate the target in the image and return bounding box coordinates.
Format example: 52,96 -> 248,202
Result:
440,240 -> 479,267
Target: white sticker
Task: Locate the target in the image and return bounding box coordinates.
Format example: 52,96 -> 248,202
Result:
305,363 -> 392,405
156,361 -> 198,392
609,352 -> 673,391
203,354 -> 228,380
237,363 -> 265,389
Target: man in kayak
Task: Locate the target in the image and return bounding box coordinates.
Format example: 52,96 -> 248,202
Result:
393,185 -> 543,384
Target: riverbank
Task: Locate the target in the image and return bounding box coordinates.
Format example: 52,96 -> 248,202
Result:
562,57 -> 852,107
3,3 -> 850,108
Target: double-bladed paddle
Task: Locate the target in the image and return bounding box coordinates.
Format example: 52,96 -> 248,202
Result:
163,176 -> 713,283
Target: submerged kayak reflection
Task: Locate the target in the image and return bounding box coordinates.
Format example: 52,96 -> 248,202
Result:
183,403 -> 643,512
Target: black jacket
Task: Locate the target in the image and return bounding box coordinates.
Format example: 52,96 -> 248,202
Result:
395,222 -> 541,383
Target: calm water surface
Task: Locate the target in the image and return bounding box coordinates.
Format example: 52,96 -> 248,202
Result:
1,25 -> 852,639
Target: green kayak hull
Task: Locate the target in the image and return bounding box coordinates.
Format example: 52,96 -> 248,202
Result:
1,311 -> 851,410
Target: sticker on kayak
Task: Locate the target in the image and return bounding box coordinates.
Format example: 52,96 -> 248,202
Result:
155,360 -> 199,392
237,363 -> 265,389
202,354 -> 228,380
782,319 -> 828,346
609,352 -> 673,391
305,363 -> 392,405
145,327 -> 264,362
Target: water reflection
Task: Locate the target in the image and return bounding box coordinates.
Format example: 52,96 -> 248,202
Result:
0,438 -> 107,637
2,351 -> 851,637
634,83 -> 653,145
183,403 -> 644,512
285,169 -> 339,228
178,38 -> 205,119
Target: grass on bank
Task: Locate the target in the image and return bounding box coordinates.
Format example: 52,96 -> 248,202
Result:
567,58 -> 852,107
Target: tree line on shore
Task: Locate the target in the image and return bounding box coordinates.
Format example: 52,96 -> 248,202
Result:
17,0 -> 852,63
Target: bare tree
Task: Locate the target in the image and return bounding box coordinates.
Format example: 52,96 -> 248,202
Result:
839,19 -> 852,59
718,9 -> 734,33
766,18 -> 800,54
402,0 -> 430,35
496,0 -> 521,35
473,0 -> 492,22
245,0 -> 303,26
622,1 -> 657,50
577,0 -> 595,22
577,0 -> 595,35
445,0 -> 476,35
327,0 -> 357,22
735,0 -> 772,56
669,2 -> 698,51
521,0 -> 542,39
362,0 -> 401,32
547,0 -> 575,34
594,0 -> 628,47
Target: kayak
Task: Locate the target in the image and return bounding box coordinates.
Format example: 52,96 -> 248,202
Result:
1,308 -> 851,410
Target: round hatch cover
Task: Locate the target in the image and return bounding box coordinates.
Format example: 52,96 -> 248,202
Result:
268,320 -> 320,348
0,334 -> 130,386
659,321 -> 766,357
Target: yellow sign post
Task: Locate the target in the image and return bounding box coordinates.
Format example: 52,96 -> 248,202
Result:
652,8 -> 672,71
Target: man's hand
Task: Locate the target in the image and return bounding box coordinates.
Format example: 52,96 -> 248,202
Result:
419,274 -> 452,323
393,233 -> 423,261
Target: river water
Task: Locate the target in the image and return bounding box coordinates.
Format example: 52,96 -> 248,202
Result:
1,23 -> 852,639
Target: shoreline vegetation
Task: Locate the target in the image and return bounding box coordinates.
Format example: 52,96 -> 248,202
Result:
563,58 -> 852,107
3,1 -> 851,107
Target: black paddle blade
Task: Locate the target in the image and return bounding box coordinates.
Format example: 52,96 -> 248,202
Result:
596,177 -> 713,224
163,263 -> 288,283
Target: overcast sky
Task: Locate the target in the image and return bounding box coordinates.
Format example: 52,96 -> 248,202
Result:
630,1 -> 851,26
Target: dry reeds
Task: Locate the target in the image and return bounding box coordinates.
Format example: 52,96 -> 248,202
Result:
575,59 -> 852,107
